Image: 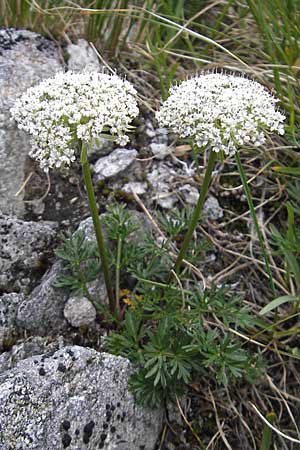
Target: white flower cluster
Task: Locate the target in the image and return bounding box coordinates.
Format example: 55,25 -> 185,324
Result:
156,73 -> 285,155
11,71 -> 139,171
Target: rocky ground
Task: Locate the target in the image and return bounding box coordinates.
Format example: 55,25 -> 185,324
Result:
0,29 -> 165,450
0,29 -> 240,450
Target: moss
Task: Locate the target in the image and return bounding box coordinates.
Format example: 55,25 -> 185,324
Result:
2,337 -> 17,350
113,190 -> 135,203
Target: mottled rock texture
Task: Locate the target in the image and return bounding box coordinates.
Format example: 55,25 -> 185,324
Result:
0,346 -> 163,450
67,38 -> 102,72
17,261 -> 68,335
0,28 -> 61,217
94,148 -> 138,181
0,335 -> 65,374
0,292 -> 23,350
0,214 -> 57,293
64,296 -> 97,328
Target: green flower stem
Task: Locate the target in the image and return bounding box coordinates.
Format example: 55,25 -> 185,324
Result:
235,152 -> 275,294
80,141 -> 115,314
115,236 -> 122,317
174,150 -> 217,275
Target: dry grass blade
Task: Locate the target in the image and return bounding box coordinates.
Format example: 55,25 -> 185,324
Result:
250,402 -> 300,444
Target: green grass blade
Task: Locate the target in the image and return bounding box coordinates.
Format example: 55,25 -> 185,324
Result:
260,295 -> 300,315
235,152 -> 275,294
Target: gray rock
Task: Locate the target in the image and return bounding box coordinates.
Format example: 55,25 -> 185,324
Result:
0,214 -> 57,293
94,148 -> 138,182
0,336 -> 65,374
86,276 -> 109,306
123,181 -> 147,195
145,120 -> 168,144
203,195 -> 223,221
154,127 -> 168,145
88,137 -> 114,161
147,163 -> 177,209
181,186 -> 223,220
0,346 -> 163,450
145,119 -> 156,139
180,184 -> 199,206
64,296 -> 97,328
17,262 -> 68,335
0,293 -> 23,351
149,142 -> 171,160
0,28 -> 61,217
67,38 -> 102,72
77,216 -> 108,243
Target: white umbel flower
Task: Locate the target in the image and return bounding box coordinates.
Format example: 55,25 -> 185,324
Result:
11,71 -> 139,171
156,73 -> 285,155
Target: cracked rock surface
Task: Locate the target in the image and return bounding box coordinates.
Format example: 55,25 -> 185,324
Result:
0,346 -> 163,450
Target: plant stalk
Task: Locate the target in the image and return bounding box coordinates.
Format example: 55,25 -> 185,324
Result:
235,151 -> 275,294
80,140 -> 115,314
115,236 -> 122,317
174,150 -> 217,274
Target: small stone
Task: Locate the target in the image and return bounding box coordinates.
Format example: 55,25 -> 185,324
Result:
88,137 -> 114,161
149,142 -> 171,160
32,200 -> 45,216
203,195 -> 223,220
182,187 -> 223,220
94,148 -> 138,182
154,127 -> 168,145
64,296 -> 97,328
123,181 -> 147,195
66,39 -> 101,72
181,185 -> 199,206
147,163 -> 177,209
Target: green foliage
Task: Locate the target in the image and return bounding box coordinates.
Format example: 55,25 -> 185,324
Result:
54,204 -> 260,409
270,202 -> 300,293
106,284 -> 261,407
259,411 -> 275,450
54,229 -> 100,295
245,0 -> 300,135
104,203 -> 138,242
156,207 -> 191,239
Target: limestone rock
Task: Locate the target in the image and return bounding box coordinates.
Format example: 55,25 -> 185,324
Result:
0,346 -> 163,450
17,262 -> 68,335
0,28 -> 61,217
94,148 -> 138,182
0,214 -> 57,293
64,296 -> 97,328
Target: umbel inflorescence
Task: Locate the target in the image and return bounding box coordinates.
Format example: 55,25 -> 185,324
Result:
11,71 -> 139,171
156,73 -> 285,155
